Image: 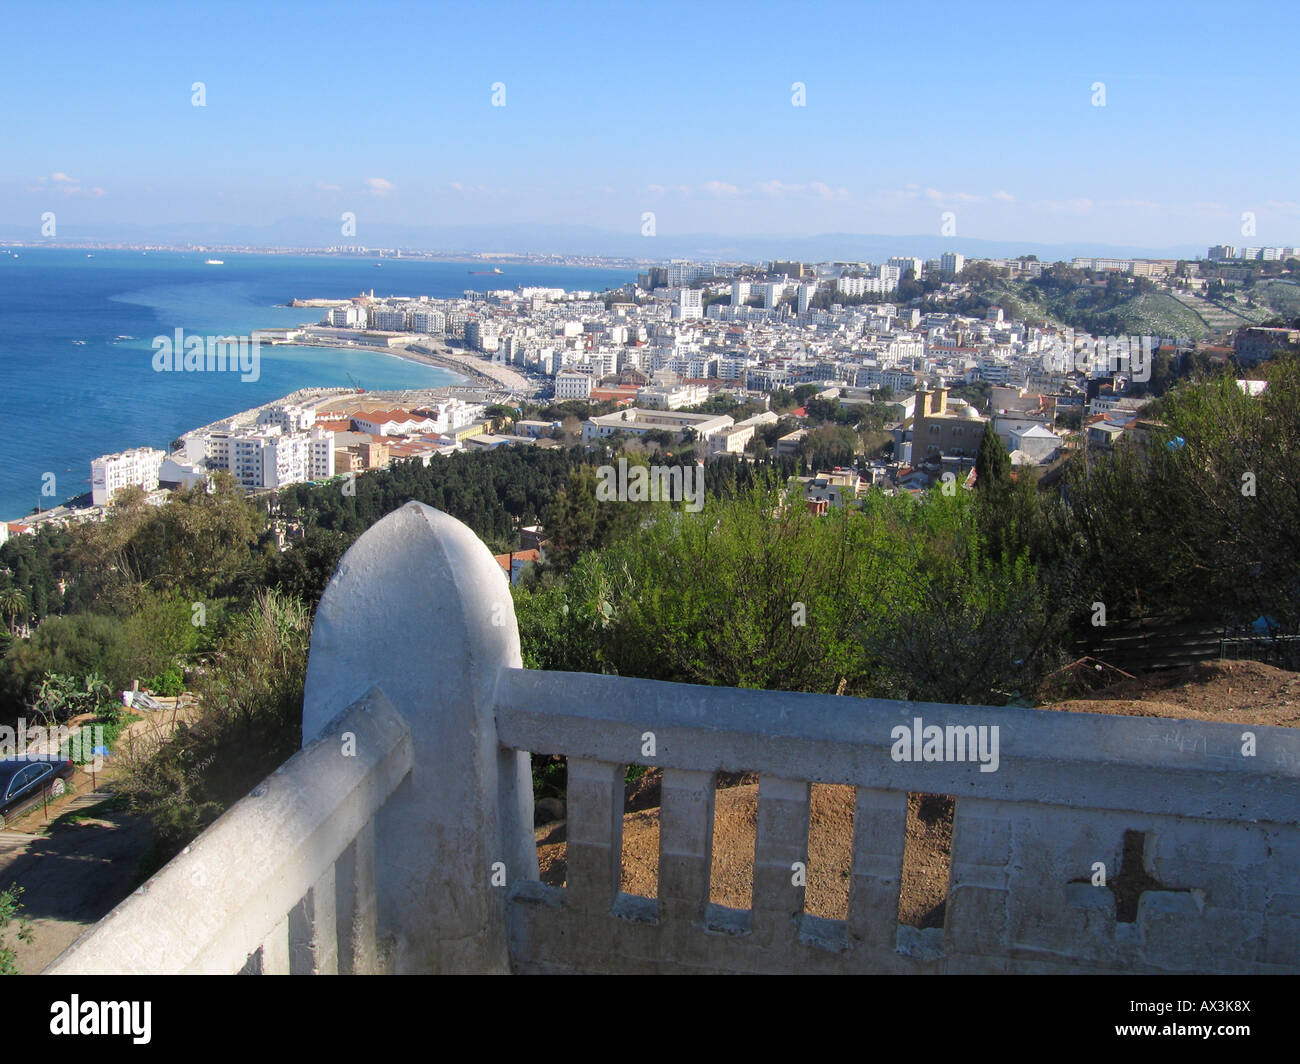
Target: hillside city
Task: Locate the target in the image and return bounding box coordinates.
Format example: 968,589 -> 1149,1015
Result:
15,243 -> 1298,539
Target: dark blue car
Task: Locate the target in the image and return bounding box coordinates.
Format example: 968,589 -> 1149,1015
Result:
0,757 -> 74,827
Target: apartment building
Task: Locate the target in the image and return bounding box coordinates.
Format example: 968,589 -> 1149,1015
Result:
940,252 -> 965,277
328,305 -> 368,328
90,447 -> 166,506
230,429 -> 310,491
887,256 -> 923,278
555,371 -> 595,400
370,307 -> 409,331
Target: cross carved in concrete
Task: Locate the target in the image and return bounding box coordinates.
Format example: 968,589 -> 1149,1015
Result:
1075,829 -> 1195,923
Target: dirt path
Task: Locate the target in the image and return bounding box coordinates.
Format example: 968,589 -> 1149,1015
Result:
0,705 -> 199,972
0,796 -> 153,973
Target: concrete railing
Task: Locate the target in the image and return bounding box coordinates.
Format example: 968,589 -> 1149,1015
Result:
48,502 -> 1300,974
49,687 -> 412,974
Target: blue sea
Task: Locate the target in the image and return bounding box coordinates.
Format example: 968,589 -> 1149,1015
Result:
0,249 -> 636,520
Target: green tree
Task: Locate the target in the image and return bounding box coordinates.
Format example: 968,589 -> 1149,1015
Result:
974,423 -> 1010,492
542,464 -> 653,570
0,588 -> 27,636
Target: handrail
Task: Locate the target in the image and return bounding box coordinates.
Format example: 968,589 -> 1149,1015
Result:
46,687 -> 412,975
495,668 -> 1300,824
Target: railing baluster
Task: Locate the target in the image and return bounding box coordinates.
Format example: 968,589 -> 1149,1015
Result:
751,776 -> 810,949
658,768 -> 715,925
335,818 -> 379,974
848,787 -> 908,950
564,758 -> 624,915
260,917 -> 290,975
289,865 -> 339,974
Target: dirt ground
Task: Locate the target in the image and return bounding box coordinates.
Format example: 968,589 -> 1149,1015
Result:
1039,658 -> 1300,727
0,705 -> 195,973
534,659 -> 1299,928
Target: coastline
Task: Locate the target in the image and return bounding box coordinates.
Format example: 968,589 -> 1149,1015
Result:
1,251 -> 621,521
271,335 -> 538,394
2,342 -> 504,526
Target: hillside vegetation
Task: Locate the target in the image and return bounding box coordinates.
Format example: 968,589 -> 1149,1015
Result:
1,358 -> 1296,869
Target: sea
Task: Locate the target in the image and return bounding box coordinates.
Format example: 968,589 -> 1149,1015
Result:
0,248 -> 637,521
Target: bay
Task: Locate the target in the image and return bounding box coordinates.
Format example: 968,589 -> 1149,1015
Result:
0,248 -> 635,520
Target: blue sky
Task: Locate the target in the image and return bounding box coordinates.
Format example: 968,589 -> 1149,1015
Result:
2,0 -> 1296,250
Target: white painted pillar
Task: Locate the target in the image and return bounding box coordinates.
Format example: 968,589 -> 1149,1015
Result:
303,502 -> 536,973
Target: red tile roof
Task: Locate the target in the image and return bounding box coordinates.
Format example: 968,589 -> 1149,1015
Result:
352,409 -> 420,424
492,548 -> 543,572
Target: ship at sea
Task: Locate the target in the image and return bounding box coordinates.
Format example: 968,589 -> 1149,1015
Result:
205,259 -> 224,265
468,267 -> 503,275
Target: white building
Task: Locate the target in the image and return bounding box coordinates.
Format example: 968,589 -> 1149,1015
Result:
258,403 -> 316,433
328,305 -> 368,328
465,320 -> 500,351
352,400 -> 482,437
308,429 -> 336,480
410,308 -> 446,333
554,371 -> 594,400
676,288 -> 703,320
940,252 -> 965,276
636,383 -> 709,410
667,260 -> 708,286
581,407 -> 733,444
91,447 -> 166,506
369,307 -> 410,331
229,429 -> 310,491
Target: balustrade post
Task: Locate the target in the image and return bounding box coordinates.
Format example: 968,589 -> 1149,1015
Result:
303,502 -> 536,973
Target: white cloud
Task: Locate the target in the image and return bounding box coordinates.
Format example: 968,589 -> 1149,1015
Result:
315,181 -> 342,192
757,179 -> 847,200
30,173 -> 105,198
993,190 -> 1016,202
701,180 -> 739,196
923,187 -> 981,204
808,181 -> 846,200
1032,197 -> 1095,213
364,177 -> 395,197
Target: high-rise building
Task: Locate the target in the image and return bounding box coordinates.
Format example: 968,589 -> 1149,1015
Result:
888,256 -> 923,278
677,288 -> 703,320
229,429 -> 310,490
90,447 -> 166,506
667,260 -> 707,285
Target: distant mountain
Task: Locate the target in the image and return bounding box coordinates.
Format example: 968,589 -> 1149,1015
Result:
0,217 -> 1207,264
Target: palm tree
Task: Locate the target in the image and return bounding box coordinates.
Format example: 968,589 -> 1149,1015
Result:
0,588 -> 27,637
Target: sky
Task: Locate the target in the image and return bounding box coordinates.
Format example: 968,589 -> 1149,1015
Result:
2,0 -> 1297,253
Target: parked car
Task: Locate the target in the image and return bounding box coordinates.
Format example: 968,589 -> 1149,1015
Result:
0,757 -> 75,827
